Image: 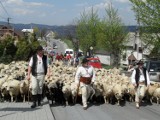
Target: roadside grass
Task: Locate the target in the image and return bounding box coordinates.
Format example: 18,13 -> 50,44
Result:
62,39 -> 73,49
102,64 -> 113,69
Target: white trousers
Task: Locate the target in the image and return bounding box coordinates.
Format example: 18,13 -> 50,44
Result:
81,84 -> 95,107
31,75 -> 45,95
135,84 -> 146,103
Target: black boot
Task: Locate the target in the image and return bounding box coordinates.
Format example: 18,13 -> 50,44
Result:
31,95 -> 37,108
37,94 -> 42,106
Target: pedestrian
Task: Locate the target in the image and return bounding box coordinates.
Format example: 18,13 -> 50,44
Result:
74,56 -> 79,67
131,60 -> 150,109
27,45 -> 50,108
128,64 -> 134,72
75,57 -> 95,110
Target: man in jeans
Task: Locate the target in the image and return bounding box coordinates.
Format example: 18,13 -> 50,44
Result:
27,45 -> 50,108
131,60 -> 150,109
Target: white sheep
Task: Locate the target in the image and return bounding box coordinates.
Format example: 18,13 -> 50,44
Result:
152,87 -> 160,105
7,79 -> 20,102
102,82 -> 114,104
147,83 -> 160,104
112,84 -> 124,106
20,80 -> 29,102
62,83 -> 71,105
1,81 -> 10,101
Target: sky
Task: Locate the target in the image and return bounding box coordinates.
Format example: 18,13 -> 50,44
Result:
0,0 -> 137,26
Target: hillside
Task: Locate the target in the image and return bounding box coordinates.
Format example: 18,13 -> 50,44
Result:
0,21 -> 137,37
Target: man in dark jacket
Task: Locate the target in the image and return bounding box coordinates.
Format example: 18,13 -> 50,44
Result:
27,45 -> 50,108
131,60 -> 150,109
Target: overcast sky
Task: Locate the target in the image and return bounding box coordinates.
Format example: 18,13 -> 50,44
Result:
0,0 -> 137,26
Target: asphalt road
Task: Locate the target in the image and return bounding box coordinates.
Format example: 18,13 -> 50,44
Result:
49,38 -> 68,54
50,102 -> 160,120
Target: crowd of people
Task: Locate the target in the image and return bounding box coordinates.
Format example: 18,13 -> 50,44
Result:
47,52 -> 80,67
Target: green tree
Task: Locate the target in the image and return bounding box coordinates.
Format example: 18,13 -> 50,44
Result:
129,0 -> 160,58
1,34 -> 17,57
15,38 -> 32,60
0,33 -> 17,63
99,5 -> 127,67
76,8 -> 100,56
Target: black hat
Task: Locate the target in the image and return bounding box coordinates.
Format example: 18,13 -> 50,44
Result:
37,45 -> 43,51
137,60 -> 144,65
81,58 -> 89,64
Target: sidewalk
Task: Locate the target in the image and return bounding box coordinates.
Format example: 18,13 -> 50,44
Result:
0,98 -> 55,120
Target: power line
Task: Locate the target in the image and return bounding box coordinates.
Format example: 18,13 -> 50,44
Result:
0,1 -> 10,17
0,1 -> 12,24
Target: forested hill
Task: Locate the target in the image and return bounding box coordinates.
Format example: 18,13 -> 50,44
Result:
0,21 -> 137,37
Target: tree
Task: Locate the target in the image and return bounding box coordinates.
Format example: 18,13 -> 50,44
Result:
98,4 -> 127,67
129,0 -> 160,58
76,8 -> 100,56
15,38 -> 32,60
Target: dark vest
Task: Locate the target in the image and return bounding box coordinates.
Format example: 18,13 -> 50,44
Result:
31,54 -> 47,76
135,67 -> 147,86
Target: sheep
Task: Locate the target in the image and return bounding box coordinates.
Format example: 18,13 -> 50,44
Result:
152,87 -> 160,105
7,80 -> 20,102
45,81 -> 57,105
20,80 -> 30,102
102,82 -> 114,104
112,84 -> 124,106
127,83 -> 135,102
1,81 -> 10,101
92,82 -> 102,103
62,83 -> 72,105
70,82 -> 81,104
146,83 -> 160,104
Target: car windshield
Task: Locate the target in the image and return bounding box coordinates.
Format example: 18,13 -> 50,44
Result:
66,51 -> 73,54
149,62 -> 160,72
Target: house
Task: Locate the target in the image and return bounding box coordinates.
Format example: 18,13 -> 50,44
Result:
95,31 -> 153,66
21,28 -> 33,37
120,32 -> 152,65
0,24 -> 23,39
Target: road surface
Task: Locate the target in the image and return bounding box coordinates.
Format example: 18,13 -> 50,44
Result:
49,39 -> 68,54
50,102 -> 160,120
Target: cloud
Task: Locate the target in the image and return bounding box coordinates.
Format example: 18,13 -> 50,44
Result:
13,8 -> 34,15
6,0 -> 51,7
84,1 -> 109,13
114,0 -> 129,3
76,2 -> 88,7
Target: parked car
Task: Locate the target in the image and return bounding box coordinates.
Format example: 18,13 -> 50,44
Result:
143,60 -> 160,82
87,57 -> 102,69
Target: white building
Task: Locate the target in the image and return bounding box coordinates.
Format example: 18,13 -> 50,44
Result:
95,32 -> 153,66
120,32 -> 152,65
21,29 -> 33,33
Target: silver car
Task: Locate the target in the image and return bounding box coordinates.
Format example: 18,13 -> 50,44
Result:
143,60 -> 160,82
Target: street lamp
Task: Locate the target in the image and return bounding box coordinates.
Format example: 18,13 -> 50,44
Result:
90,46 -> 93,57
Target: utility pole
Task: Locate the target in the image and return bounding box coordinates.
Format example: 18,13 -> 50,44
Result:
135,11 -> 141,60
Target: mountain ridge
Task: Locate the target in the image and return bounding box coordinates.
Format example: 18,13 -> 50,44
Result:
0,21 -> 137,37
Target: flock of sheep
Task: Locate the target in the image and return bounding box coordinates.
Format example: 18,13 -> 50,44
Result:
0,60 -> 160,106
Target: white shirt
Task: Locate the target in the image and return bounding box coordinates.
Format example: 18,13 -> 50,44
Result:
29,55 -> 48,74
131,68 -> 150,85
75,65 -> 95,84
